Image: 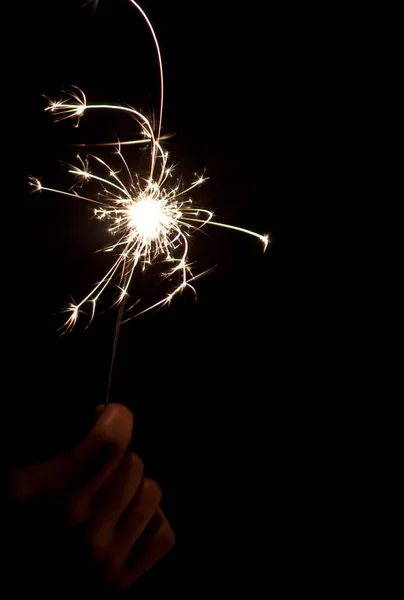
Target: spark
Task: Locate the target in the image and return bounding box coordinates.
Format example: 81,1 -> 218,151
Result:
30,0 -> 269,332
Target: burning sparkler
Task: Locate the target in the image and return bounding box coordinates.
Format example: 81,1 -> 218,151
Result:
30,0 -> 269,334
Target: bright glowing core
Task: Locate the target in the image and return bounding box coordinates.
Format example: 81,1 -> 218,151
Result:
128,198 -> 169,239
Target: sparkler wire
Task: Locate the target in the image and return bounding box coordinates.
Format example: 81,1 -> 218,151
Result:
30,0 -> 269,404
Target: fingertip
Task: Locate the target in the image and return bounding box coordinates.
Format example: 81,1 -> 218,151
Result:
95,402 -> 132,417
93,403 -> 134,448
97,403 -> 133,426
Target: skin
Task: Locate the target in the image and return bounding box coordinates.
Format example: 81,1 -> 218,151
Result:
6,403 -> 175,591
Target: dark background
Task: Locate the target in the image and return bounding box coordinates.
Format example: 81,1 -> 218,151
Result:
4,0 -> 321,595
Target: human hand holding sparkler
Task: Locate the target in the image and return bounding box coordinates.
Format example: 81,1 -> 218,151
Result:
7,404 -> 175,591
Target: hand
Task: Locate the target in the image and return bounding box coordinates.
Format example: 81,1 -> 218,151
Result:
6,403 -> 175,591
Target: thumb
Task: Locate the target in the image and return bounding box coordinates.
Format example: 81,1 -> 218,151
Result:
9,403 -> 134,503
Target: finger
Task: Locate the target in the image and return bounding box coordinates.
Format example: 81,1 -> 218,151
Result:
115,478 -> 163,561
86,452 -> 144,561
118,507 -> 175,589
94,404 -> 106,418
9,404 -> 133,503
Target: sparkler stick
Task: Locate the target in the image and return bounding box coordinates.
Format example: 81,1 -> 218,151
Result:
30,0 -> 269,403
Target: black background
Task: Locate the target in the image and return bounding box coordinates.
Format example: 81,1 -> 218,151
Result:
4,0 -> 321,595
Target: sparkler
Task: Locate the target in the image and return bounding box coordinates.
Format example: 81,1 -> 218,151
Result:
30,0 -> 268,340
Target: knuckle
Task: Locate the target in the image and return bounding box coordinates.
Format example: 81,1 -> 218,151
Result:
129,452 -> 144,480
145,478 -> 162,504
165,525 -> 176,549
165,521 -> 176,544
157,519 -> 176,551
